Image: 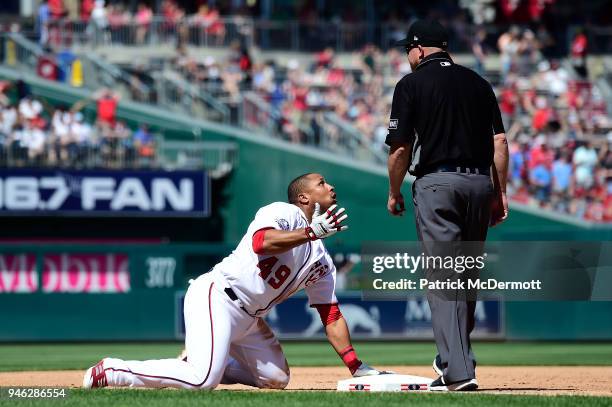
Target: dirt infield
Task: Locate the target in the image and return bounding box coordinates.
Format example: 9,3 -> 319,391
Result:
1,366 -> 610,396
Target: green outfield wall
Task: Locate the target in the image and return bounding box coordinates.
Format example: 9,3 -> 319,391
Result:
1,69 -> 611,341
1,243 -> 611,341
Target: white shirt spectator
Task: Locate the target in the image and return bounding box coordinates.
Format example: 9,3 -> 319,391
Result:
71,115 -> 93,144
573,145 -> 598,188
91,0 -> 108,28
18,98 -> 43,120
21,126 -> 46,152
52,111 -> 72,140
542,67 -> 569,96
1,106 -> 17,134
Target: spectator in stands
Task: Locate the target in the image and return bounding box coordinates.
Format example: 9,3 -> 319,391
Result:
535,24 -> 556,59
22,120 -> 47,164
0,80 -> 160,170
135,2 -> 153,45
37,0 -> 50,46
93,88 -> 120,126
516,29 -> 541,76
471,27 -> 488,77
89,0 -> 109,46
551,152 -> 573,212
18,96 -> 43,121
315,47 -> 335,69
530,96 -> 554,132
570,28 -> 588,78
71,111 -> 94,164
48,0 -> 67,20
192,4 -> 226,46
530,135 -> 555,171
573,140 -> 598,190
114,120 -> 132,166
537,60 -> 569,96
530,161 -> 552,206
80,0 -> 94,22
51,105 -> 72,164
107,4 -> 131,43
508,137 -> 527,191
239,47 -> 253,85
133,124 -> 155,166
497,25 -> 521,80
9,124 -> 28,166
1,104 -> 18,137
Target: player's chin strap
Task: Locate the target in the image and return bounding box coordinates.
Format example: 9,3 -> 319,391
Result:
306,203 -> 349,240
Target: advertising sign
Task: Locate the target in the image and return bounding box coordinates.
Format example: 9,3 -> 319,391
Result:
0,169 -> 210,216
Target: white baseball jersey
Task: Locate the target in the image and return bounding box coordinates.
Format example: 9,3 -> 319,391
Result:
100,202 -> 337,390
212,202 -> 337,317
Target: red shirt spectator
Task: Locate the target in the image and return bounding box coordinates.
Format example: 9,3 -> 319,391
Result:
316,48 -> 334,69
532,107 -> 552,131
327,68 -> 345,86
96,91 -> 120,125
81,0 -> 94,21
292,87 -> 308,111
500,87 -> 518,116
48,0 -> 66,19
571,32 -> 588,59
529,141 -> 554,170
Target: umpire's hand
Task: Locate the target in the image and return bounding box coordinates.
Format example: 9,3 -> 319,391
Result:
490,191 -> 509,227
388,192 -> 405,216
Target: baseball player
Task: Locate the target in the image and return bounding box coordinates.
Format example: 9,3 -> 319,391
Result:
83,173 -> 384,390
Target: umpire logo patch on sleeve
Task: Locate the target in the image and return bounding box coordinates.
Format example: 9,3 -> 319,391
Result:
389,119 -> 398,129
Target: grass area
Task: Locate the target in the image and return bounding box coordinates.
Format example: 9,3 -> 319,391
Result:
0,390 -> 610,407
0,342 -> 611,372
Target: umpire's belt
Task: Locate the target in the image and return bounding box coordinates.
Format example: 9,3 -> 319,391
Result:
421,164 -> 490,177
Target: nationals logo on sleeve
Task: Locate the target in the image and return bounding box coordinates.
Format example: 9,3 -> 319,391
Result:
275,218 -> 290,231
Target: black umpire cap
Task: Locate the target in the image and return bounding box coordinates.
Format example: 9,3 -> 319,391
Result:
395,20 -> 449,49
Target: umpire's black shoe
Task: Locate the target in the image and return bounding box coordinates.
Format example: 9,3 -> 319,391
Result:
432,354 -> 477,376
433,354 -> 445,376
430,376 -> 478,392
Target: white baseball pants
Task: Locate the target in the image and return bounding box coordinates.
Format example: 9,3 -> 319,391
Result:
102,272 -> 290,389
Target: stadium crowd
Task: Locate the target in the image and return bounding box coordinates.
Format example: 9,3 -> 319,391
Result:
0,80 -> 156,169
6,1 -> 612,222
494,26 -> 611,222
181,25 -> 611,222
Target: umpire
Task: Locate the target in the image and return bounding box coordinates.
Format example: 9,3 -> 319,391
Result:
385,20 -> 509,391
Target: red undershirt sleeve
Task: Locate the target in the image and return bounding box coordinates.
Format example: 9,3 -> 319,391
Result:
252,227 -> 274,254
314,303 -> 342,326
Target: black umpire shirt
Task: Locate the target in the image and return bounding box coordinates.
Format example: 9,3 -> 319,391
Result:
385,51 -> 505,176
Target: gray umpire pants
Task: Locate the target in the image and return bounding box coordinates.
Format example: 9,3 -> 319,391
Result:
412,172 -> 494,383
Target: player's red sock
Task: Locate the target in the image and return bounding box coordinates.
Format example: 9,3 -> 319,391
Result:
339,345 -> 362,375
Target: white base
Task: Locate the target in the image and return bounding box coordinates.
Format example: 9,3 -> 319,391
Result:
337,374 -> 433,392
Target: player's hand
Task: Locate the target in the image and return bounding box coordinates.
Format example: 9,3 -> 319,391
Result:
352,362 -> 394,377
388,192 -> 405,216
306,203 -> 348,240
490,191 -> 508,227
